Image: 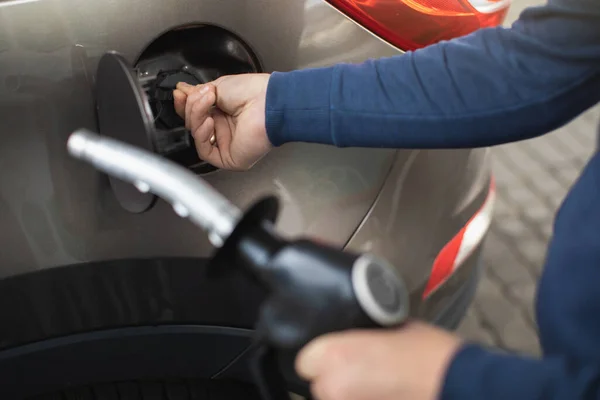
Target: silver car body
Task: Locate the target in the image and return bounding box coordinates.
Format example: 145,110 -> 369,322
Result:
0,0 -> 493,395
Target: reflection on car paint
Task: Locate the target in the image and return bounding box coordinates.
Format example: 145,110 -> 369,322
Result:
386,151 -> 420,235
273,178 -> 306,237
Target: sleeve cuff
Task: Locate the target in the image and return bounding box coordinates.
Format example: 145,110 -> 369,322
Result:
441,343 -> 493,400
265,67 -> 336,147
440,342 -> 562,400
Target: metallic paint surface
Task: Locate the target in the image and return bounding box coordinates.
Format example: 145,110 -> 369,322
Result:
0,0 -> 491,347
0,0 -> 399,274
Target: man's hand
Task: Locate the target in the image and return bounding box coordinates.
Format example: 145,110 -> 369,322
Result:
296,321 -> 462,400
173,73 -> 272,171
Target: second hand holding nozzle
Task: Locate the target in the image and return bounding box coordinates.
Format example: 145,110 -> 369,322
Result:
67,128 -> 410,400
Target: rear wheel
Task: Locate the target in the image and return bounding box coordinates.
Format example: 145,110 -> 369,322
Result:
32,379 -> 262,400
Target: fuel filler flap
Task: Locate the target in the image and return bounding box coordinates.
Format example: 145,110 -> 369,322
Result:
94,52 -> 206,213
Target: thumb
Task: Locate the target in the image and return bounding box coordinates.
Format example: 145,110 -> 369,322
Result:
173,82 -> 213,118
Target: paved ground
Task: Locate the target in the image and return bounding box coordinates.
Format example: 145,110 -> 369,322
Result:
455,0 -> 600,355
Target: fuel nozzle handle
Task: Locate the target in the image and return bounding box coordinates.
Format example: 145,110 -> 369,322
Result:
219,215 -> 410,400
243,235 -> 411,349
233,228 -> 410,400
66,129 -> 410,399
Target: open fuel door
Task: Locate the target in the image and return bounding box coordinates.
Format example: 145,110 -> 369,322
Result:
94,26 -> 262,213
94,52 -> 213,213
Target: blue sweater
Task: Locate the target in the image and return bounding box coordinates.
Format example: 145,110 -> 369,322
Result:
264,0 -> 600,399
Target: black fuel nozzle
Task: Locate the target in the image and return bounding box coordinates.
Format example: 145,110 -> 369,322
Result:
65,130 -> 410,400
210,198 -> 411,400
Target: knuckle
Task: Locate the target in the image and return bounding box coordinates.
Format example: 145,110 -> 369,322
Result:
205,91 -> 216,106
189,84 -> 203,94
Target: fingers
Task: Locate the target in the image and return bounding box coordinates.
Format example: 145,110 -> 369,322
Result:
175,81 -> 197,95
296,332 -> 350,381
173,82 -> 234,169
189,90 -> 216,134
191,111 -> 234,170
296,330 -> 395,400
192,116 -> 216,159
183,85 -> 211,130
298,333 -> 367,400
211,110 -> 233,160
173,82 -> 214,126
173,89 -> 186,119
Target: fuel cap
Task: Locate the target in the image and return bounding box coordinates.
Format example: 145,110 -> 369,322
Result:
95,51 -> 157,213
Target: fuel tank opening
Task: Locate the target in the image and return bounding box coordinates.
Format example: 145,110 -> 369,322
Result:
94,25 -> 261,214
135,24 -> 262,174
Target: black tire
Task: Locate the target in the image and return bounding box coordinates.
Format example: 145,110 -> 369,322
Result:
32,379 -> 262,400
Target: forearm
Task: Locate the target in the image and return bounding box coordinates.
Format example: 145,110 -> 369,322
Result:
265,0 -> 600,149
441,343 -> 600,400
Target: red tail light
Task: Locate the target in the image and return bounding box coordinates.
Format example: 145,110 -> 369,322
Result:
326,0 -> 511,51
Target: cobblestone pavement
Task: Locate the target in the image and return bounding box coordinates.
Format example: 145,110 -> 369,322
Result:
457,106 -> 600,355
455,0 -> 600,355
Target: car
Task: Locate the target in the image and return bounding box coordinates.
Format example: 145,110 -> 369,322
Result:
0,0 -> 508,398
